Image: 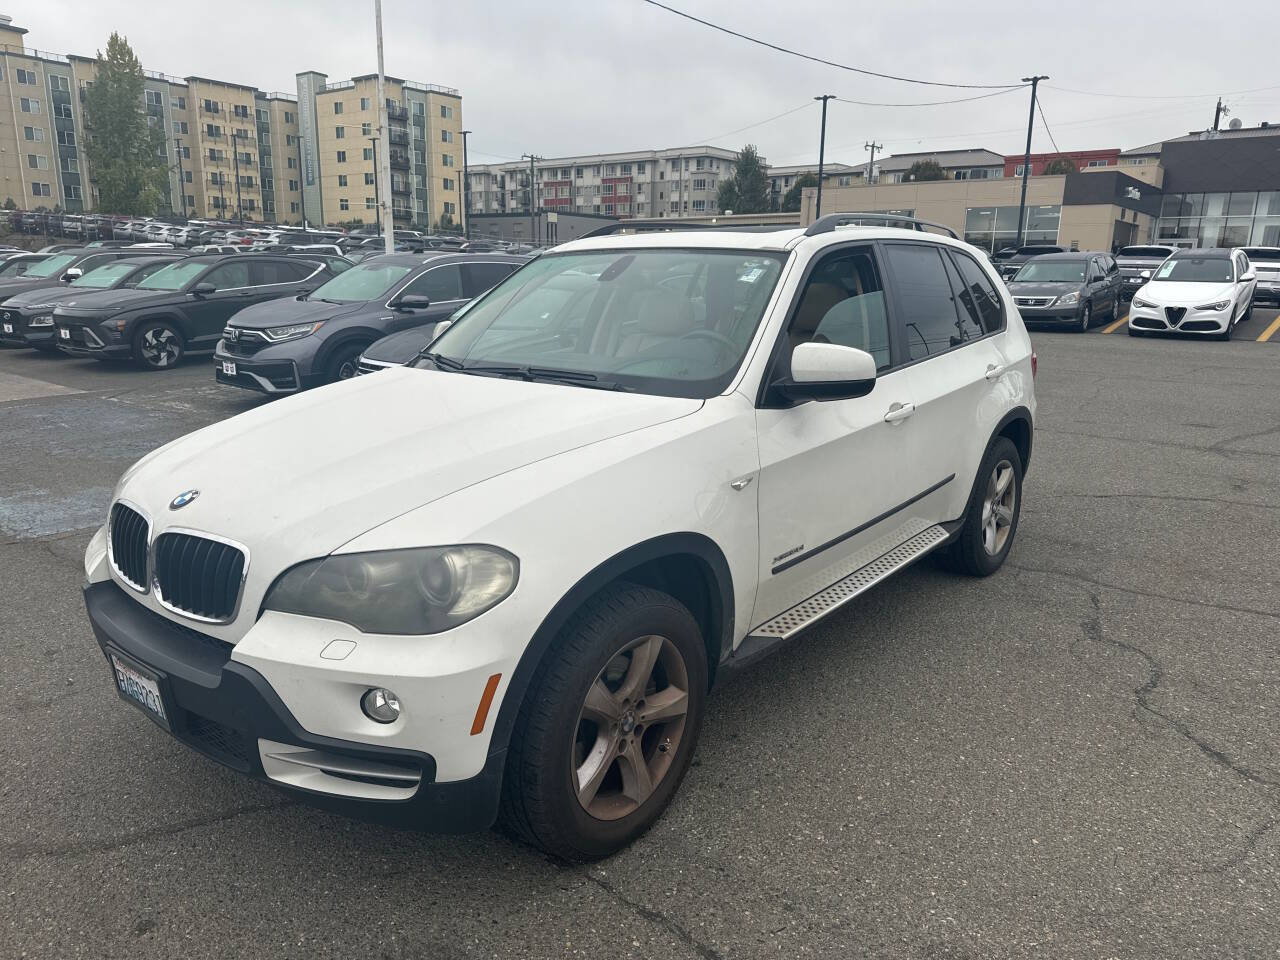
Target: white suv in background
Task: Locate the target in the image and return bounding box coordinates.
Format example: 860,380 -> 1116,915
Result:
1128,247 -> 1257,339
83,215 -> 1036,861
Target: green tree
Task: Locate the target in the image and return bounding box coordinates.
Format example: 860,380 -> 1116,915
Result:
2,198 -> 15,210
715,144 -> 770,214
905,159 -> 947,181
84,33 -> 168,216
780,172 -> 818,213
1042,157 -> 1078,175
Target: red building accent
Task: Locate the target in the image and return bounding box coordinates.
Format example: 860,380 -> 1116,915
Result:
1002,149 -> 1121,177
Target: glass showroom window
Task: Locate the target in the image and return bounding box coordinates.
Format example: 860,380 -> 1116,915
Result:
964,205 -> 1059,253
1156,191 -> 1280,247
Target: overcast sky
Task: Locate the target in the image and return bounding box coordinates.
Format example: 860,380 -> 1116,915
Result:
19,0 -> 1280,167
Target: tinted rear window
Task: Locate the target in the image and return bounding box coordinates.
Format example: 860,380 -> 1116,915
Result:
1242,248 -> 1280,263
1118,247 -> 1174,258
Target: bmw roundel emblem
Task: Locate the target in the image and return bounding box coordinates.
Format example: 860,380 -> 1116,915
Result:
169,489 -> 200,510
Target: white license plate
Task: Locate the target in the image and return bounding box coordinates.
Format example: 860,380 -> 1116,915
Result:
1,323 -> 11,334
59,327 -> 71,340
109,651 -> 169,729
221,361 -> 237,376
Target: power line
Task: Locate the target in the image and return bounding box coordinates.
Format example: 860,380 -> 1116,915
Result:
833,87 -> 1025,108
1035,97 -> 1061,153
691,101 -> 816,145
1044,82 -> 1280,101
637,0 -> 1022,90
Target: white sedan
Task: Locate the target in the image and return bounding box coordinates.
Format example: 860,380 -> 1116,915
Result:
1128,247 -> 1256,340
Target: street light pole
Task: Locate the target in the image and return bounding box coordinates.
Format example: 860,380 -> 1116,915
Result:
813,95 -> 834,219
368,136 -> 380,226
231,131 -> 244,227
460,129 -> 471,238
521,152 -> 542,244
174,137 -> 186,219
1015,75 -> 1048,248
374,0 -> 394,255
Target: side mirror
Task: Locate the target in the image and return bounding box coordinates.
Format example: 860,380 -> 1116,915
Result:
1139,270 -> 1152,280
61,268 -> 83,282
430,320 -> 453,341
191,282 -> 216,296
773,342 -> 878,404
1242,270 -> 1256,282
395,294 -> 431,310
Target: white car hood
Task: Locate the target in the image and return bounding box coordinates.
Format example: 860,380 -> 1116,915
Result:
1140,281 -> 1235,306
118,366 -> 701,569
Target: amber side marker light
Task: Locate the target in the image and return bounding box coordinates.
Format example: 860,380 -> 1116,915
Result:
470,673 -> 503,735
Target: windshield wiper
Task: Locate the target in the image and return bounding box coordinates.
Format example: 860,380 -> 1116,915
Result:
457,362 -> 629,391
420,351 -> 465,370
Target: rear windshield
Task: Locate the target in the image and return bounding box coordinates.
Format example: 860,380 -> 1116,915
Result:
1013,260 -> 1087,283
1154,257 -> 1233,283
1017,246 -> 1064,255
1118,246 -> 1174,258
1241,248 -> 1280,263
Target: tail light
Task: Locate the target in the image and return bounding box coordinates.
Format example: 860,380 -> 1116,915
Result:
1031,350 -> 1037,379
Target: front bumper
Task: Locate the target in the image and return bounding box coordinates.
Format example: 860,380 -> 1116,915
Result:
1254,281 -> 1280,303
213,341 -> 313,394
1128,303 -> 1230,334
1013,302 -> 1084,324
84,579 -> 506,833
53,319 -> 131,358
0,311 -> 57,348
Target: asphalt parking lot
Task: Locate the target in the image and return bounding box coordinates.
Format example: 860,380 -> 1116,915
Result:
2,315 -> 1279,959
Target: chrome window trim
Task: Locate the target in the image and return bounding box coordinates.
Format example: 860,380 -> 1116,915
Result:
149,526 -> 252,625
107,498 -> 151,595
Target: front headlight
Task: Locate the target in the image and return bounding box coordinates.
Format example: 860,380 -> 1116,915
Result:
263,320 -> 324,342
262,545 -> 518,635
1132,296 -> 1155,309
1054,291 -> 1080,306
29,314 -> 54,327
1194,300 -> 1231,311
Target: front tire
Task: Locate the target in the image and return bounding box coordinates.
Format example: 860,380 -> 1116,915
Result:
327,342 -> 366,383
132,321 -> 184,369
500,583 -> 708,861
939,436 -> 1023,577
1076,301 -> 1092,332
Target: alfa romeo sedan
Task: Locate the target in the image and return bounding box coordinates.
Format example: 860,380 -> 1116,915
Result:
1128,247 -> 1256,338
83,215 -> 1035,861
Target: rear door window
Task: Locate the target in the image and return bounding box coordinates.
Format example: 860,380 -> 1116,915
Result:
202,262 -> 251,290
464,261 -> 520,297
250,259 -> 313,286
883,243 -> 965,361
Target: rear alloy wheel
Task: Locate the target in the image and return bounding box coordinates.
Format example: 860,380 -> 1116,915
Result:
500,583 -> 707,861
938,436 -> 1023,577
133,321 -> 184,370
328,343 -> 366,383
1077,301 -> 1092,332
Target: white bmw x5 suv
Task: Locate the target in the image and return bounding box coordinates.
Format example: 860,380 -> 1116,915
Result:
84,215 -> 1036,860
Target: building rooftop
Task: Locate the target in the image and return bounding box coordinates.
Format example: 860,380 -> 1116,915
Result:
877,148 -> 1005,171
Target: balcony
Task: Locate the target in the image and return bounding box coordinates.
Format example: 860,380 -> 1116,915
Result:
392,204 -> 412,221
391,176 -> 411,195
388,149 -> 410,170
386,102 -> 408,121
388,129 -> 409,146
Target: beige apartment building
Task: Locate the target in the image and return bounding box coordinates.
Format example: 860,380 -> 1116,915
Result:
0,13 -> 461,227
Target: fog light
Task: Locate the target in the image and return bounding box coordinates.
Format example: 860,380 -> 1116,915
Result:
361,687 -> 401,724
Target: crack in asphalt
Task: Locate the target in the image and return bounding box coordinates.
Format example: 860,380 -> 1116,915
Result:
1074,592 -> 1280,789
1039,426 -> 1280,460
582,871 -> 723,960
3,799 -> 296,860
1194,816 -> 1280,876
1039,491 -> 1280,512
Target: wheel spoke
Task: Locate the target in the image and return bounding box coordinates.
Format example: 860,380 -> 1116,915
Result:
616,744 -> 655,806
983,520 -> 997,553
995,465 -> 1012,497
616,635 -> 662,703
993,504 -> 1014,527
638,685 -> 688,724
582,678 -> 623,724
575,736 -> 618,808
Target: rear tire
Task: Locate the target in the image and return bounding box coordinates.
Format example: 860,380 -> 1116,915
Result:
499,582 -> 707,862
938,436 -> 1023,577
132,320 -> 184,370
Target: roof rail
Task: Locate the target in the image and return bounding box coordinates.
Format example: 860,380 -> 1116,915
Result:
804,212 -> 959,240
578,220 -> 721,239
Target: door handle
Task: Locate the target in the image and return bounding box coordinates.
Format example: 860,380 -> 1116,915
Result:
883,401 -> 915,423
985,363 -> 1006,381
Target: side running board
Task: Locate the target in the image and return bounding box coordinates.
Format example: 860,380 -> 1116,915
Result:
746,525 -> 950,643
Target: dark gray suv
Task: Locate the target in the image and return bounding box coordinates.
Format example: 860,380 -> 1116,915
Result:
1007,251 -> 1122,331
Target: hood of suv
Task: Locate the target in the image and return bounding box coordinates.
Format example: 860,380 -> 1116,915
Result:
117,367 -> 702,581
227,295 -> 365,330
362,325 -> 439,365
0,280 -> 72,309
1140,281 -> 1236,306
0,277 -> 64,300
52,287 -> 183,318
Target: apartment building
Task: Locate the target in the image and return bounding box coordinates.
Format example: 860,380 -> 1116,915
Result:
766,162 -> 865,206
296,71 -> 462,230
0,14 -> 461,227
875,148 -> 1006,184
467,146 -> 745,219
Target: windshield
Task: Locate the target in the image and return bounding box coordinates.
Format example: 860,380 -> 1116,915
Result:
71,262 -> 139,288
1013,260 -> 1087,283
0,257 -> 40,277
1118,246 -> 1173,258
24,253 -> 78,279
421,248 -> 787,399
309,259 -> 413,302
1154,257 -> 1233,283
136,260 -> 210,291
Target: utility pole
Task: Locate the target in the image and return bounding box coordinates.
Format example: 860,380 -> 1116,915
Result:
460,130 -> 471,238
1015,75 -> 1048,248
1213,97 -> 1226,131
295,127 -> 306,227
174,137 -> 186,219
374,0 -> 394,254
522,152 -> 542,243
231,131 -> 244,227
814,94 -> 834,219
368,136 -> 380,226
864,140 -> 882,185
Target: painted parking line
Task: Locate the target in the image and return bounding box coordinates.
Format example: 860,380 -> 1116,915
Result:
1256,312 -> 1280,343
1101,312 -> 1129,334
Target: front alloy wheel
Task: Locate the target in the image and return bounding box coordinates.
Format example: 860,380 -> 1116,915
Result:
134,322 -> 184,369
1078,302 -> 1092,332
